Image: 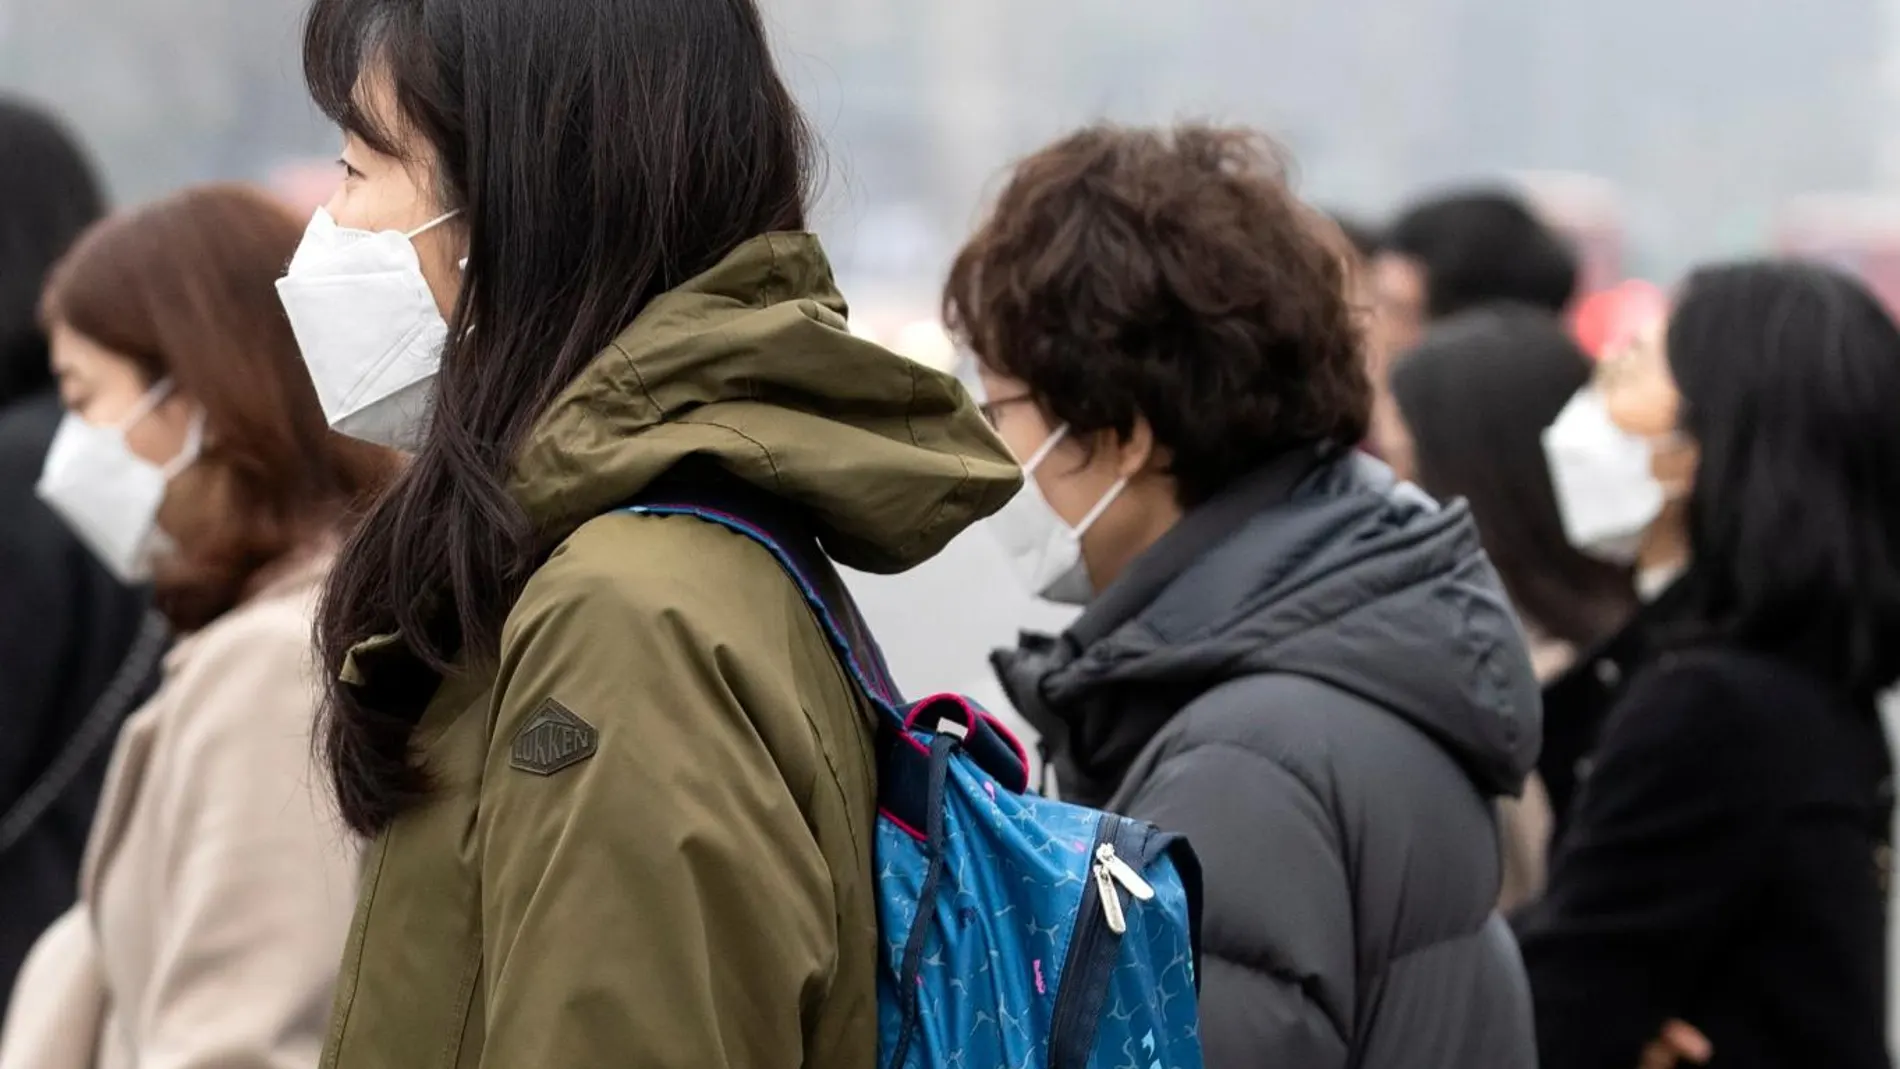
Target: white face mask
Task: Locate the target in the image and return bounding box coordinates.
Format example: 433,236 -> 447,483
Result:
1543,386 -> 1666,565
276,207 -> 460,451
37,379 -> 204,584
988,424 -> 1129,605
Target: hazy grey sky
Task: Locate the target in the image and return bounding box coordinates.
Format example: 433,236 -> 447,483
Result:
3,0 -> 1893,289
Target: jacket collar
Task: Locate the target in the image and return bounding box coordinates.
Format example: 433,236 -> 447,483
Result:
1068,449 -> 1324,651
993,448 -> 1326,805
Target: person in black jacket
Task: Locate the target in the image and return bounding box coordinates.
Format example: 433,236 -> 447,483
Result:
950,122 -> 1541,1069
1517,261 -> 1900,1069
0,98 -> 159,1016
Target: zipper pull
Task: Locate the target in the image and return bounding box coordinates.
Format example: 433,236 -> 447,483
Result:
1096,844 -> 1156,901
1094,862 -> 1128,934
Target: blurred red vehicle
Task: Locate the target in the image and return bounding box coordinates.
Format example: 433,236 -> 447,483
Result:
1776,194 -> 1900,319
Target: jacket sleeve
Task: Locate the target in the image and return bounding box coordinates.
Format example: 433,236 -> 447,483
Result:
132,614 -> 360,1069
1120,737 -> 1355,1069
474,547 -> 838,1068
0,907 -> 107,1069
1515,659 -> 1776,1069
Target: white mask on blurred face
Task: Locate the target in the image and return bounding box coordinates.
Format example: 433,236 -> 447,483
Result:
37,378 -> 204,584
1543,386 -> 1665,565
276,207 -> 459,450
988,425 -> 1128,605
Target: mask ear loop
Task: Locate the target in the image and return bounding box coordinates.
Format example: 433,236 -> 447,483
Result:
114,378 -> 177,432
1021,423 -> 1071,474
1021,422 -> 1131,537
1072,474 -> 1130,539
160,408 -> 208,481
110,377 -> 202,477
405,209 -> 461,240
410,211 -> 469,274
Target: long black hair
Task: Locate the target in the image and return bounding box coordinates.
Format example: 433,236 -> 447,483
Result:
1391,303 -> 1638,651
307,0 -> 816,834
0,98 -> 104,407
1668,261 -> 1900,697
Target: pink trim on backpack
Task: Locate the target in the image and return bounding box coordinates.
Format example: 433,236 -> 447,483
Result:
902,693 -> 977,733
979,711 -> 1032,786
902,694 -> 1034,794
880,807 -> 928,842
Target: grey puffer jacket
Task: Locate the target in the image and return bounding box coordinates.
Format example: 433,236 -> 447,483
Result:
995,451 -> 1541,1069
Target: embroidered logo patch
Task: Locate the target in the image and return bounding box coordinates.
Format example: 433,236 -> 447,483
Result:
509,698 -> 599,776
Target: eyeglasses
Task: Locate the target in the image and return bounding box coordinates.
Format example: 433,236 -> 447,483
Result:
978,394 -> 1034,428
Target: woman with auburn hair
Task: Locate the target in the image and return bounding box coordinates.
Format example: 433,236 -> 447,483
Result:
0,183 -> 392,1069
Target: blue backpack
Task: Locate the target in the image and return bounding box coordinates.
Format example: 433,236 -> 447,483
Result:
630,471 -> 1205,1069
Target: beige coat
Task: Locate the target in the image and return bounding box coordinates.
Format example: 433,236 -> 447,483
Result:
0,551 -> 357,1069
1495,627 -> 1573,912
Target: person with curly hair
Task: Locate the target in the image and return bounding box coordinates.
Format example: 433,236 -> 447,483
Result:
968,124 -> 1541,1069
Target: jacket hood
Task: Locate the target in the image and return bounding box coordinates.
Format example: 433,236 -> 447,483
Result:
341,234 -> 1019,693
508,232 -> 1021,573
998,452 -> 1540,798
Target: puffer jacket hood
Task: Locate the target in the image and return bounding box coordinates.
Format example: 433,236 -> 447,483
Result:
995,451 -> 1541,1069
508,231 -> 1020,573
1002,450 -> 1540,800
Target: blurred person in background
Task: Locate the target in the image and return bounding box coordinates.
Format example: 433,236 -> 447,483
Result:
0,98 -> 155,1021
1320,210 -> 1409,467
289,0 -> 1015,1065
1517,261 -> 1900,1069
1369,189 -> 1581,476
1390,304 -> 1640,909
1376,189 -> 1581,354
969,123 -> 1540,1069
1534,306 -> 1690,848
0,184 -> 392,1069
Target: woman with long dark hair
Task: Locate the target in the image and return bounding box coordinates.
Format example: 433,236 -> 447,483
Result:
0,184 -> 389,1069
1391,305 -> 1640,911
1517,262 -> 1900,1069
1392,306 -> 1638,673
282,1 -> 1016,1064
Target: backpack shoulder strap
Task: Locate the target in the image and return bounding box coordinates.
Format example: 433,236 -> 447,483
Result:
624,461 -> 903,713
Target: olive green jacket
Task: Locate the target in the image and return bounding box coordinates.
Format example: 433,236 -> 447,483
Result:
320,234 -> 1019,1068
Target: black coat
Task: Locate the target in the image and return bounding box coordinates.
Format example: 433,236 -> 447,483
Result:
1517,643 -> 1893,1069
0,390 -> 159,1014
1535,587 -> 1692,851
997,453 -> 1542,1069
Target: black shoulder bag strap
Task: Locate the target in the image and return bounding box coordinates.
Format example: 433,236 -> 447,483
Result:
0,611 -> 169,856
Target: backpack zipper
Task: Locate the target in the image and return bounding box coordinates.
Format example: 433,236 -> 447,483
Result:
1048,814 -> 1152,1069
1093,841 -> 1156,933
